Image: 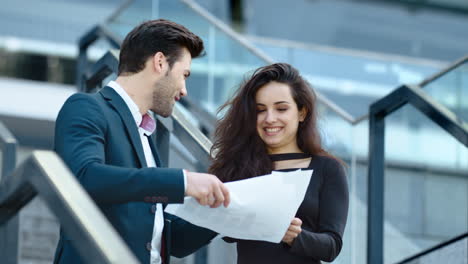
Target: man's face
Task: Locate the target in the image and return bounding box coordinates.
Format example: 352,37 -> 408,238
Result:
151,48 -> 191,117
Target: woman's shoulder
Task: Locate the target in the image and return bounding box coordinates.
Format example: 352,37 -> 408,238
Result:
311,154 -> 346,177
311,154 -> 342,167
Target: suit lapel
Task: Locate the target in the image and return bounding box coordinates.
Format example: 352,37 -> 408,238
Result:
99,86 -> 148,168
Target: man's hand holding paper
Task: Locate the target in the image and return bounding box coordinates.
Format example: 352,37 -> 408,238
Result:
165,169 -> 313,243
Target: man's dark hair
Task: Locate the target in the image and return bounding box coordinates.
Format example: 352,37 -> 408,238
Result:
118,19 -> 204,75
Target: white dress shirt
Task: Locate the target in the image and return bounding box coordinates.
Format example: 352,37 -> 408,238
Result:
108,81 -> 182,264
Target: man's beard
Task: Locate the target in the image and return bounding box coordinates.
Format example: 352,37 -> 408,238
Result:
151,76 -> 175,117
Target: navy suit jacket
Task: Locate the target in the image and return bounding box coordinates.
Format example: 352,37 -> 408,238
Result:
53,86 -> 216,264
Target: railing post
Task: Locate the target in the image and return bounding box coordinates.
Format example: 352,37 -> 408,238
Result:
0,122 -> 17,181
0,122 -> 19,264
366,83 -> 468,264
77,26 -> 121,92
367,108 -> 385,264
77,44 -> 89,92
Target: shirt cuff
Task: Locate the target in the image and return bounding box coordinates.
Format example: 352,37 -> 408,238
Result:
182,169 -> 187,193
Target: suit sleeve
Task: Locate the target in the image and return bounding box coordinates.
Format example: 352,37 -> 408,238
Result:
54,93 -> 185,204
165,213 -> 217,258
289,158 -> 349,262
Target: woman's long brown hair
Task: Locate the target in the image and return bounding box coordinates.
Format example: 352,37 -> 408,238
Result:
209,63 -> 340,182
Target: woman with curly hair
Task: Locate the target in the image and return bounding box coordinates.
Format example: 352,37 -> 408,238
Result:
209,63 -> 349,264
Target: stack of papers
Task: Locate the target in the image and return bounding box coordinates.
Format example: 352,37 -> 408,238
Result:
165,169 -> 313,243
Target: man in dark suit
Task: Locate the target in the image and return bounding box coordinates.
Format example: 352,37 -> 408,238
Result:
53,19 -> 230,264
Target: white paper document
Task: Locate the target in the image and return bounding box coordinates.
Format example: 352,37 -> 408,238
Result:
165,169 -> 313,243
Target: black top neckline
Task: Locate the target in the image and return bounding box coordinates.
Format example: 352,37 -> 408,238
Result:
269,152 -> 311,162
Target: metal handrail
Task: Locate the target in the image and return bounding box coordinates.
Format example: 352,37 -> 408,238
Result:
77,24 -> 121,91
0,122 -> 18,264
85,49 -> 120,91
367,84 -> 468,264
180,0 -> 273,64
388,0 -> 468,16
171,103 -> 213,162
395,232 -> 468,264
0,151 -> 139,264
419,55 -> 468,87
104,0 -> 134,24
178,96 -> 217,137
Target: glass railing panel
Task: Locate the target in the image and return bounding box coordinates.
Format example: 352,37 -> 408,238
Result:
347,119 -> 370,264
422,59 -> 468,123
384,103 -> 468,264
318,101 -> 358,159
252,39 -> 444,119
317,102 -> 369,264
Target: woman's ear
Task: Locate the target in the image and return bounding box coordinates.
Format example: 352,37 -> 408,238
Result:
299,108 -> 307,122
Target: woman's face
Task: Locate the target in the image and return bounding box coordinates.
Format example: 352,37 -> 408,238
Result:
255,81 -> 306,154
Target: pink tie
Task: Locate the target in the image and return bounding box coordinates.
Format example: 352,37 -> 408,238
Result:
140,114 -> 156,133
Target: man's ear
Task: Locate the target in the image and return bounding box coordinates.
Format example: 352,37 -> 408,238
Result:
299,107 -> 307,122
152,52 -> 167,74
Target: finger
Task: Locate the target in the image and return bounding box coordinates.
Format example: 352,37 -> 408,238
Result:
288,225 -> 302,234
282,232 -> 293,240
199,194 -> 208,206
282,236 -> 291,242
196,197 -> 204,206
209,193 -> 220,208
288,225 -> 298,231
291,218 -> 302,226
285,231 -> 299,238
208,194 -> 216,207
210,197 -> 222,208
211,183 -> 225,208
220,182 -> 230,207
